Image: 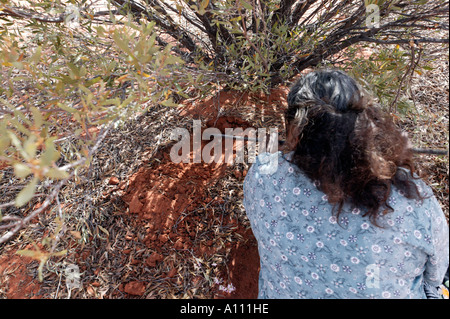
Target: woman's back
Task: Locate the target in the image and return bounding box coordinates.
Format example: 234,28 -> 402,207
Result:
243,152 -> 449,299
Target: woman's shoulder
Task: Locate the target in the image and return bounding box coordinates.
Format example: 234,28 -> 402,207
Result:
395,166 -> 436,199
248,151 -> 302,178
244,151 -> 315,192
385,167 -> 446,229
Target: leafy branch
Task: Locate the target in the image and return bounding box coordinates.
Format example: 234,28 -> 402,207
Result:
0,121 -> 114,245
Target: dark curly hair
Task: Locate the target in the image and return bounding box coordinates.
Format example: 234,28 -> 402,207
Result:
285,70 -> 423,225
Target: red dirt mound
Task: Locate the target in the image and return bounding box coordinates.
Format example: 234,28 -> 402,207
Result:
122,116 -> 260,298
122,152 -> 228,254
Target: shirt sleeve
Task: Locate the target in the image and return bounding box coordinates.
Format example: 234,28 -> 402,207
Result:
423,193 -> 449,286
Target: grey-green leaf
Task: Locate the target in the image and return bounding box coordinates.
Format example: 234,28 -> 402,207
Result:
15,177 -> 38,207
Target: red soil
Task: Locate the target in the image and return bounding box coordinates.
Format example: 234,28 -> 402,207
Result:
121,112 -> 261,299
0,249 -> 41,299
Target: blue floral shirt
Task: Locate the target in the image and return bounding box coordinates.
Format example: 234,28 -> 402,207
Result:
243,152 -> 449,299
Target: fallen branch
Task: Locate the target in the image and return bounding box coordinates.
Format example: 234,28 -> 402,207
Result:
0,5 -> 66,23
358,36 -> 449,45
211,134 -> 449,156
411,148 -> 449,156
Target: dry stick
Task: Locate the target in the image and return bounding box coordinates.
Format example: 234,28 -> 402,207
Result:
0,6 -> 65,23
0,122 -> 115,245
211,134 -> 449,156
411,148 -> 448,156
390,43 -> 419,113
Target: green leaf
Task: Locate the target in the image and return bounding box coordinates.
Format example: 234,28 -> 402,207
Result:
11,62 -> 24,70
57,102 -> 79,114
37,259 -> 46,282
16,249 -> 40,258
13,163 -> 32,179
97,225 -> 109,237
85,76 -> 102,87
8,131 -> 30,160
160,98 -> 179,107
40,139 -> 60,166
113,30 -> 133,56
0,129 -> 10,153
198,0 -> 209,14
239,0 -> 254,11
45,168 -> 69,180
15,177 -> 38,207
31,107 -> 43,128
67,62 -> 80,79
201,0 -> 210,9
23,135 -> 38,159
9,117 -> 30,136
28,46 -> 42,64
51,249 -> 67,257
164,54 -> 184,66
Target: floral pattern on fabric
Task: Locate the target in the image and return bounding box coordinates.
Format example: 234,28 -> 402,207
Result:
243,152 -> 449,299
